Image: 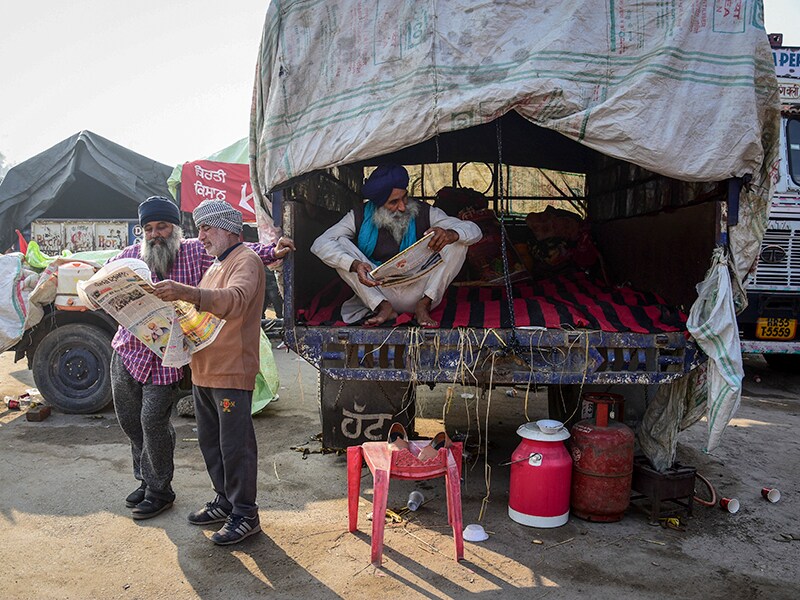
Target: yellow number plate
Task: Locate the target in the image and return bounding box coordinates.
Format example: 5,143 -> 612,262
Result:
755,318 -> 797,341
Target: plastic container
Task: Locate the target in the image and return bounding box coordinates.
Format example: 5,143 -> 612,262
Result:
56,262 -> 95,310
56,262 -> 95,295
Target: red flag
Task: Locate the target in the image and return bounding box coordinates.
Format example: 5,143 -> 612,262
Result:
180,160 -> 256,221
15,229 -> 28,254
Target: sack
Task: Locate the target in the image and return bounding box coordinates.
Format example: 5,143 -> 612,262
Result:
252,329 -> 280,415
0,255 -> 40,352
686,249 -> 743,453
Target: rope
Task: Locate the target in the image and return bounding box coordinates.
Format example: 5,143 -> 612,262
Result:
477,352 -> 496,522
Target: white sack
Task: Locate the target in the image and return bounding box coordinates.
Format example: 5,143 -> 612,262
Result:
686,249 -> 744,453
638,364 -> 708,471
0,254 -> 39,352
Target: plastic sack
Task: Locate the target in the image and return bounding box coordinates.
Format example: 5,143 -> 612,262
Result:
686,249 -> 743,453
252,329 -> 279,415
68,249 -> 122,265
25,240 -> 57,270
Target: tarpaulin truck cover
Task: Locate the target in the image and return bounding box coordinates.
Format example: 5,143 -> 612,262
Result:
250,0 -> 779,280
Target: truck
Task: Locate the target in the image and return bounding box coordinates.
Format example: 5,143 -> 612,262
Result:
11,219 -> 141,415
249,2 -> 778,450
738,34 -> 800,371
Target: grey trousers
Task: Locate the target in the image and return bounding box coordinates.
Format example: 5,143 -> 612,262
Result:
193,386 -> 258,518
111,353 -> 176,502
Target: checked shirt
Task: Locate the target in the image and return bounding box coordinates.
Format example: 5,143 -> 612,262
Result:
110,239 -> 277,385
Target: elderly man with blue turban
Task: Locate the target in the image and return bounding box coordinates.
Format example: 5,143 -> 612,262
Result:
311,165 -> 481,326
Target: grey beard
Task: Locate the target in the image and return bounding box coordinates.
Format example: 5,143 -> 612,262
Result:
140,226 -> 183,278
372,200 -> 420,244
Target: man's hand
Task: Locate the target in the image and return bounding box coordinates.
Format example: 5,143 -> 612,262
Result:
350,260 -> 381,287
153,280 -> 201,304
425,227 -> 459,252
274,236 -> 296,259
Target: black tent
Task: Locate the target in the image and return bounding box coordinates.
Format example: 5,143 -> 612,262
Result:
0,131 -> 172,251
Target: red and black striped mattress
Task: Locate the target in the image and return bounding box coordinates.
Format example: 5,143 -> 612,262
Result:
297,270 -> 687,333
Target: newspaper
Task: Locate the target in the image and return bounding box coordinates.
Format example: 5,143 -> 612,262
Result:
369,231 -> 443,287
77,259 -> 224,368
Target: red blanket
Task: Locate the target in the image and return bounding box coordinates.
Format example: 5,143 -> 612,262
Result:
297,270 -> 687,333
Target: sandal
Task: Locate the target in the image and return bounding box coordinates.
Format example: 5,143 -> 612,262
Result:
387,422 -> 410,451
417,431 -> 452,461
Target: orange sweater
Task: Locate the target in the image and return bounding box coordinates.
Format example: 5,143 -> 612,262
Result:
190,244 -> 266,390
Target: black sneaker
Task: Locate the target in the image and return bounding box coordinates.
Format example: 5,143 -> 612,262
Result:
188,501 -> 232,526
210,513 -> 261,545
125,482 -> 147,508
131,497 -> 174,520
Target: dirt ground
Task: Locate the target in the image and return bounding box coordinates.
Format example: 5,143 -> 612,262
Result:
1,346 -> 799,600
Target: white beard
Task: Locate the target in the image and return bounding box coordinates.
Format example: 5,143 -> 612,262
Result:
372,200 -> 420,243
140,226 -> 183,278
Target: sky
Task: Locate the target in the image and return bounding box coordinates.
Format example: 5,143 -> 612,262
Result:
0,0 -> 266,168
1,0 -> 800,170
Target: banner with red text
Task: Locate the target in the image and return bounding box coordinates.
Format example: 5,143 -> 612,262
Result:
180,160 -> 256,222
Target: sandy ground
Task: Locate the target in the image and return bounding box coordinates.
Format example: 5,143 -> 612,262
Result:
1,346 -> 799,600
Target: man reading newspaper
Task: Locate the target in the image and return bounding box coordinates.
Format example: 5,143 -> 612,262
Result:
107,196 -> 292,521
311,165 -> 481,327
152,199 -> 294,545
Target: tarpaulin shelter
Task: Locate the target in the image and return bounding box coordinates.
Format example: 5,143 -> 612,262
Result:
0,131 -> 172,252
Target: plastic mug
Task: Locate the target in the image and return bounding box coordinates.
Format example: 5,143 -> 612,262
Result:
407,490 -> 425,511
720,497 -> 740,514
761,488 -> 781,503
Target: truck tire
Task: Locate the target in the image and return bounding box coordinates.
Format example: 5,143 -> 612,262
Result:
31,323 -> 114,414
763,353 -> 800,373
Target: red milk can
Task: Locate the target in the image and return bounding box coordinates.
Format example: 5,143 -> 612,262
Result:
508,422 -> 572,527
570,393 -> 634,522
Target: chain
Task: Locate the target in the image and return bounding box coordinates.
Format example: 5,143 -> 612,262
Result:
334,378 -> 345,406
496,120 -> 524,356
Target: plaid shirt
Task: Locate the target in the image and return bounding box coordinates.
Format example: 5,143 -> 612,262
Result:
110,238 -> 277,385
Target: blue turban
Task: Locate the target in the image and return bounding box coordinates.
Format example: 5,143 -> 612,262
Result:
362,165 -> 409,207
138,196 -> 181,227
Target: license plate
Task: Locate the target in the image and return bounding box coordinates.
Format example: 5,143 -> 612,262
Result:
755,317 -> 797,341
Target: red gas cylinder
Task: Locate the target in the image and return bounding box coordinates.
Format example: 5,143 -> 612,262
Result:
508,421 -> 572,527
570,393 -> 634,522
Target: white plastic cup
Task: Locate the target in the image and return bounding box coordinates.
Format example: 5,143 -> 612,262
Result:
407,490 -> 425,511
720,497 -> 740,514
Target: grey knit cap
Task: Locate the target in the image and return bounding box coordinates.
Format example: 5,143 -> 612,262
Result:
192,199 -> 243,235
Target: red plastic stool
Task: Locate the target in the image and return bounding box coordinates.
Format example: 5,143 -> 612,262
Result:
347,441 -> 464,566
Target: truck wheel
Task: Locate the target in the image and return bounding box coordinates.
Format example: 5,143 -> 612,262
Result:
763,353 -> 800,373
32,324 -> 114,414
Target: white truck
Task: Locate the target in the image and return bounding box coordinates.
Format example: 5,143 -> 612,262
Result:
739,35 -> 800,371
